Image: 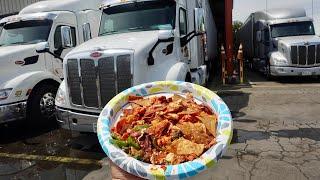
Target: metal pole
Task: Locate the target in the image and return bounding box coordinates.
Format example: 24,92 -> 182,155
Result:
312,0 -> 314,19
225,0 -> 233,77
266,0 -> 268,13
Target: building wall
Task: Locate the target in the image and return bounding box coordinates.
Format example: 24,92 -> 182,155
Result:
0,0 -> 44,18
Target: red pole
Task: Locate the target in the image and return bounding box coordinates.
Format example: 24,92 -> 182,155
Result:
225,0 -> 233,76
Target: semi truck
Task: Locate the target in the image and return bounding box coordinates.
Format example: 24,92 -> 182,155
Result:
0,0 -> 102,124
56,0 -> 218,132
237,8 -> 320,79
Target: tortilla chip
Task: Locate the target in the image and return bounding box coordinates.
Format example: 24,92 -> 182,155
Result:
131,98 -> 153,107
197,112 -> 217,136
177,122 -> 211,144
171,138 -> 204,156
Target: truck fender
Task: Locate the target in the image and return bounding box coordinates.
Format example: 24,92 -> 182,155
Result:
165,62 -> 190,81
2,71 -> 61,103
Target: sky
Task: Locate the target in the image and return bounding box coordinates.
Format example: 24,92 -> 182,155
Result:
233,0 -> 320,35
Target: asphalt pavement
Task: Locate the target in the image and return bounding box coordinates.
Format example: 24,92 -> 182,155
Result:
0,70 -> 319,180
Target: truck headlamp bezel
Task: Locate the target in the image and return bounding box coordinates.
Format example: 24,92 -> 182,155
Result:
0,88 -> 13,101
273,58 -> 289,66
55,87 -> 66,106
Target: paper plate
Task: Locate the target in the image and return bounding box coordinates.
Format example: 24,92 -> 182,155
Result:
97,81 -> 232,179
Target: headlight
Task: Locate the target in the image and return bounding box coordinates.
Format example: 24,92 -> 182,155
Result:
0,88 -> 12,100
273,57 -> 288,66
55,87 -> 66,106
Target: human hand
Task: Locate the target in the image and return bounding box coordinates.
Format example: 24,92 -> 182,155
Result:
110,161 -> 143,180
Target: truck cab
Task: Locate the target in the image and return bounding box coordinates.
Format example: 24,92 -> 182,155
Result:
56,0 -> 217,132
0,0 -> 102,124
238,8 -> 320,78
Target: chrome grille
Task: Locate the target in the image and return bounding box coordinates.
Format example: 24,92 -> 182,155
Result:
117,55 -> 132,93
67,54 -> 132,109
67,59 -> 82,105
98,57 -> 116,107
291,46 -> 298,64
317,45 -> 320,64
298,46 -> 306,65
80,59 -> 98,107
291,44 -> 320,66
308,45 -> 316,65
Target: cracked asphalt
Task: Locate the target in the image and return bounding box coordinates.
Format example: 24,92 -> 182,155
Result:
0,71 -> 320,180
206,72 -> 320,180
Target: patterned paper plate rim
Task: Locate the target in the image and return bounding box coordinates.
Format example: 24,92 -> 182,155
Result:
97,81 -> 233,180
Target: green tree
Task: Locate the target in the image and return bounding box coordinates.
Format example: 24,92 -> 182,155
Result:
233,21 -> 243,51
233,21 -> 243,34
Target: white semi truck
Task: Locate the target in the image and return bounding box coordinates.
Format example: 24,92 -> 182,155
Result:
0,0 -> 102,124
237,8 -> 320,79
56,0 -> 217,132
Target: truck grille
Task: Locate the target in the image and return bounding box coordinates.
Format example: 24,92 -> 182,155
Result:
291,44 -> 320,66
67,54 -> 132,109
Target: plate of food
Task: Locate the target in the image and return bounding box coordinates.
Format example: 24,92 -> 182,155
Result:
97,81 -> 232,179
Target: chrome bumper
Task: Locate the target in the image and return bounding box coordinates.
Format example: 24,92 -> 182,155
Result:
0,101 -> 27,124
270,66 -> 320,76
56,107 -> 99,133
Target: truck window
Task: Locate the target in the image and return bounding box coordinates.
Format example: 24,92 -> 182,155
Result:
179,8 -> 187,36
54,25 -> 77,49
0,20 -> 52,47
270,21 -> 315,38
99,1 -> 176,36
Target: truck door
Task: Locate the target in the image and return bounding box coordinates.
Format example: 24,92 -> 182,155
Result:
262,28 -> 270,59
47,24 -> 77,78
179,8 -> 191,63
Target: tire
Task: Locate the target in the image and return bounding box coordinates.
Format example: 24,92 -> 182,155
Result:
26,83 -> 58,125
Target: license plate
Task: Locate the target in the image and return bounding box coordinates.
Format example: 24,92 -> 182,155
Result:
302,71 -> 312,76
93,123 -> 97,133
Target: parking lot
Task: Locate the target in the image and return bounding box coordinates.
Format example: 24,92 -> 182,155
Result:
0,70 -> 320,180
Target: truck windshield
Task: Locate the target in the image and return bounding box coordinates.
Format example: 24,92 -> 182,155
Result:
0,20 -> 52,47
271,21 -> 315,38
99,1 -> 176,36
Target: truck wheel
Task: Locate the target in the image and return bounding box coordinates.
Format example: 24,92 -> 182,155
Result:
27,84 -> 58,124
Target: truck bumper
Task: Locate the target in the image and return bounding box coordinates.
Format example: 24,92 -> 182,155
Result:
0,101 -> 27,124
270,66 -> 320,76
56,106 -> 99,133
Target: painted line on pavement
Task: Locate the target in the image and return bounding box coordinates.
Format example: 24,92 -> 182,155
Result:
0,152 -> 102,166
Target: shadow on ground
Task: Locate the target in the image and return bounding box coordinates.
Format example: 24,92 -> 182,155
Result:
0,120 -> 59,144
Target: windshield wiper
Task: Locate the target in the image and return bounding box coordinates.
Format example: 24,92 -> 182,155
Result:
100,30 -> 118,36
128,26 -> 149,31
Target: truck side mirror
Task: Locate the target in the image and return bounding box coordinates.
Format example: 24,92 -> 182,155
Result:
82,23 -> 92,42
256,31 -> 262,42
61,26 -> 73,49
194,8 -> 206,35
36,42 -> 49,53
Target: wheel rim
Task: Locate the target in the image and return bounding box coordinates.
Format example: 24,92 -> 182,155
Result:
40,92 -> 55,118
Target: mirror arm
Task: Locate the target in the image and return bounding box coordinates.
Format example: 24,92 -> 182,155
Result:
37,49 -> 63,61
147,37 -> 174,66
180,31 -> 204,47
47,50 -> 63,61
